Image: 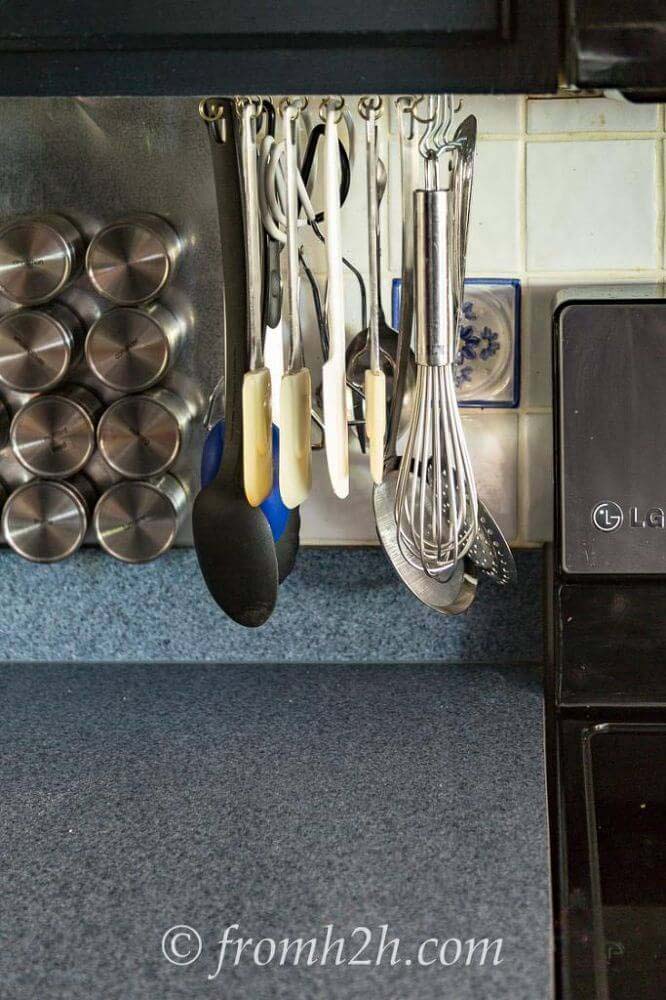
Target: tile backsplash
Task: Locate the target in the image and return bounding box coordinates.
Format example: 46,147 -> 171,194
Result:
296,94 -> 666,547
0,95 -> 661,555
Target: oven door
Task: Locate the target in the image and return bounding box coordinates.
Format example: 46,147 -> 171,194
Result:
557,720 -> 666,999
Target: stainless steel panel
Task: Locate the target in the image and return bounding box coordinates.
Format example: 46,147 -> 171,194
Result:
559,300 -> 666,574
0,97 -> 225,547
0,398 -> 8,449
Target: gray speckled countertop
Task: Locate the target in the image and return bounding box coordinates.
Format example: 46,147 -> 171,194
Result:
0,548 -> 543,663
0,660 -> 551,1000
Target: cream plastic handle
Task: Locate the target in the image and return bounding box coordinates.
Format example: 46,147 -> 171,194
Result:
279,367 -> 312,508
322,101 -> 349,499
365,368 -> 386,485
240,101 -> 273,507
242,367 -> 273,507
278,102 -> 312,508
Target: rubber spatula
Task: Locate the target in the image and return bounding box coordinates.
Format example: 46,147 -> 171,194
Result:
363,100 -> 386,485
279,102 -> 312,510
239,99 -> 273,507
321,100 -> 350,499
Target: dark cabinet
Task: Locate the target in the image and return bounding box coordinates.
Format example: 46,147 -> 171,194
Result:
568,0 -> 666,98
2,0 -> 665,97
0,0 -> 559,95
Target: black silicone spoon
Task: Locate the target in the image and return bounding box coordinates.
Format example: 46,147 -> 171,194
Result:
193,99 -> 278,627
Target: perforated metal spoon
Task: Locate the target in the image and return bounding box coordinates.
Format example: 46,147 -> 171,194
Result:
468,499 -> 517,585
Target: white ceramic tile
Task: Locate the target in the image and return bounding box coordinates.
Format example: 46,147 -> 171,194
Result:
272,105 -> 666,545
661,139 -> 666,270
299,272 -> 326,388
522,279 -> 555,408
461,411 -> 519,542
526,140 -> 659,271
307,266 -> 374,361
527,96 -> 659,134
466,140 -> 522,274
461,95 -> 523,134
302,413 -> 520,545
299,215 -> 327,274
300,443 -> 377,544
335,110 -> 391,277
520,413 -> 553,543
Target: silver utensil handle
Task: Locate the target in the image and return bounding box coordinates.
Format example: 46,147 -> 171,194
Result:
386,113 -> 416,460
283,105 -> 302,372
414,188 -> 456,367
365,110 -> 381,374
239,100 -> 264,372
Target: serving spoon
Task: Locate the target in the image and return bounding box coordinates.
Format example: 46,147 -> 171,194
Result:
346,157 -> 416,452
193,99 -> 279,627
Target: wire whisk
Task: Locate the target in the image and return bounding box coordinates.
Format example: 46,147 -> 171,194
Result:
394,97 -> 479,578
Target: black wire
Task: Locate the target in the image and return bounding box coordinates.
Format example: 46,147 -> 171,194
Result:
300,123 -> 351,220
300,252 -> 329,361
299,122 -> 368,331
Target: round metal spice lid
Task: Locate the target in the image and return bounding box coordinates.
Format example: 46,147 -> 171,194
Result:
0,304 -> 83,393
0,398 -> 8,450
97,388 -> 190,479
85,214 -> 180,306
94,475 -> 187,563
85,304 -> 179,393
0,214 -> 83,305
10,385 -> 101,479
2,477 -> 90,562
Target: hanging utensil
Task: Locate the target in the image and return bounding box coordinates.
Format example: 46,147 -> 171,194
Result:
394,96 -> 480,579
346,103 -> 417,465
258,110 -> 356,290
193,97 -> 279,627
451,115 -> 476,312
375,472 -> 478,613
468,499 -> 516,584
278,97 -> 312,509
200,99 -> 300,585
259,98 -> 283,331
321,96 -> 349,499
448,114 -> 517,586
373,96 -> 477,614
394,186 -> 478,576
387,96 -> 419,458
361,96 -> 386,484
238,96 -> 273,508
293,112 -> 369,455
257,101 -> 362,464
